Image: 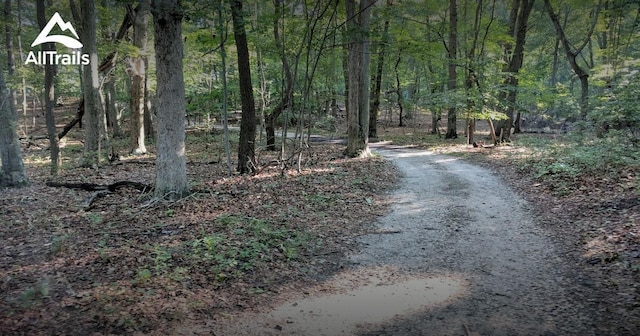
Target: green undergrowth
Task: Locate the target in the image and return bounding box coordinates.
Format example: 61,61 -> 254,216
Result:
140,214 -> 315,285
508,133 -> 639,195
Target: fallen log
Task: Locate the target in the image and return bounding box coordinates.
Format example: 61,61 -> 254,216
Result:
57,98 -> 84,140
46,180 -> 152,193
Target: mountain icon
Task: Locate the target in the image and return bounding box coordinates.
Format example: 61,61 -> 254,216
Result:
31,12 -> 83,49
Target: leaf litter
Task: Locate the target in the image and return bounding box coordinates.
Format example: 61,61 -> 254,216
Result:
0,129 -> 398,335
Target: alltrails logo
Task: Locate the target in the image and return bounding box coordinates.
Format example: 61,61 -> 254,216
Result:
25,12 -> 90,65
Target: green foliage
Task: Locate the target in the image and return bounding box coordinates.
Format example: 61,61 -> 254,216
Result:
86,213 -> 104,225
18,278 -> 51,308
50,234 -> 69,255
137,215 -> 314,284
135,268 -> 152,284
515,134 -> 639,195
592,67 -> 640,139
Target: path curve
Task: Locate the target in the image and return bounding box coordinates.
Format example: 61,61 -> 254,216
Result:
214,144 -> 606,336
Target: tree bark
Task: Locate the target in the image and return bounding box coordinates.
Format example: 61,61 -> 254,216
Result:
395,54 -> 404,127
496,0 -> 534,142
231,0 -> 257,173
445,0 -> 458,139
130,0 -> 150,154
345,0 -> 372,157
37,0 -> 60,175
0,5 -> 28,187
103,78 -> 120,136
15,0 -> 28,132
81,0 -> 107,166
265,0 -> 294,151
368,1 -> 391,138
4,0 -> 18,127
152,0 -> 188,198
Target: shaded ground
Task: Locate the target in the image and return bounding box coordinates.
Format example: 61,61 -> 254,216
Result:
0,123 -> 399,335
213,143 -> 636,335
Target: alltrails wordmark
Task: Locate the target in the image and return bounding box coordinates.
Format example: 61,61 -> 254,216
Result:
25,51 -> 90,65
26,12 -> 89,66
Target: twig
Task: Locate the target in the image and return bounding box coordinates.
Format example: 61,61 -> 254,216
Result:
463,324 -> 480,336
82,190 -> 110,210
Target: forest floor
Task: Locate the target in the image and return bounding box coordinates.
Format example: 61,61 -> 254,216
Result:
1,108 -> 638,335
209,139 -> 639,336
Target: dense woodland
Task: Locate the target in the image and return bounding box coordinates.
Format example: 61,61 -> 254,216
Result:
0,0 -> 638,191
0,0 -> 639,334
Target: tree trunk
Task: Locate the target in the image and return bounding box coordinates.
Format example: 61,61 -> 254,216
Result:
152,0 -> 188,198
231,0 -> 257,173
497,0 -> 534,143
395,54 -> 404,127
103,78 -> 120,137
358,0 -> 371,147
81,0 -> 107,166
37,0 -> 60,175
143,65 -> 154,140
0,4 -> 28,188
342,26 -> 350,127
544,0 -> 601,122
369,2 -> 390,138
130,0 -> 150,154
264,0 -> 294,151
4,0 -> 18,129
345,0 -> 372,157
445,0 -> 458,139
16,0 -> 28,132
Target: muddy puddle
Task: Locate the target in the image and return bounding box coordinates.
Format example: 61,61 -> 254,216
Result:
213,267 -> 466,336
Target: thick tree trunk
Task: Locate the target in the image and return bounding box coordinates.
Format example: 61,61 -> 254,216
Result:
231,0 -> 257,173
37,0 -> 60,175
345,0 -> 372,157
130,0 -> 149,154
81,0 -> 107,166
445,0 -> 458,139
152,0 -> 188,198
0,25 -> 28,187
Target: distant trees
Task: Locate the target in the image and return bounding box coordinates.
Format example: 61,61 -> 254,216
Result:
130,0 -> 150,155
80,0 -> 108,166
1,0 -> 637,191
36,0 -> 60,176
544,0 -> 600,124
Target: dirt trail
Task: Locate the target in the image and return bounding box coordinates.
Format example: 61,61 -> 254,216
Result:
214,144 -> 608,336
